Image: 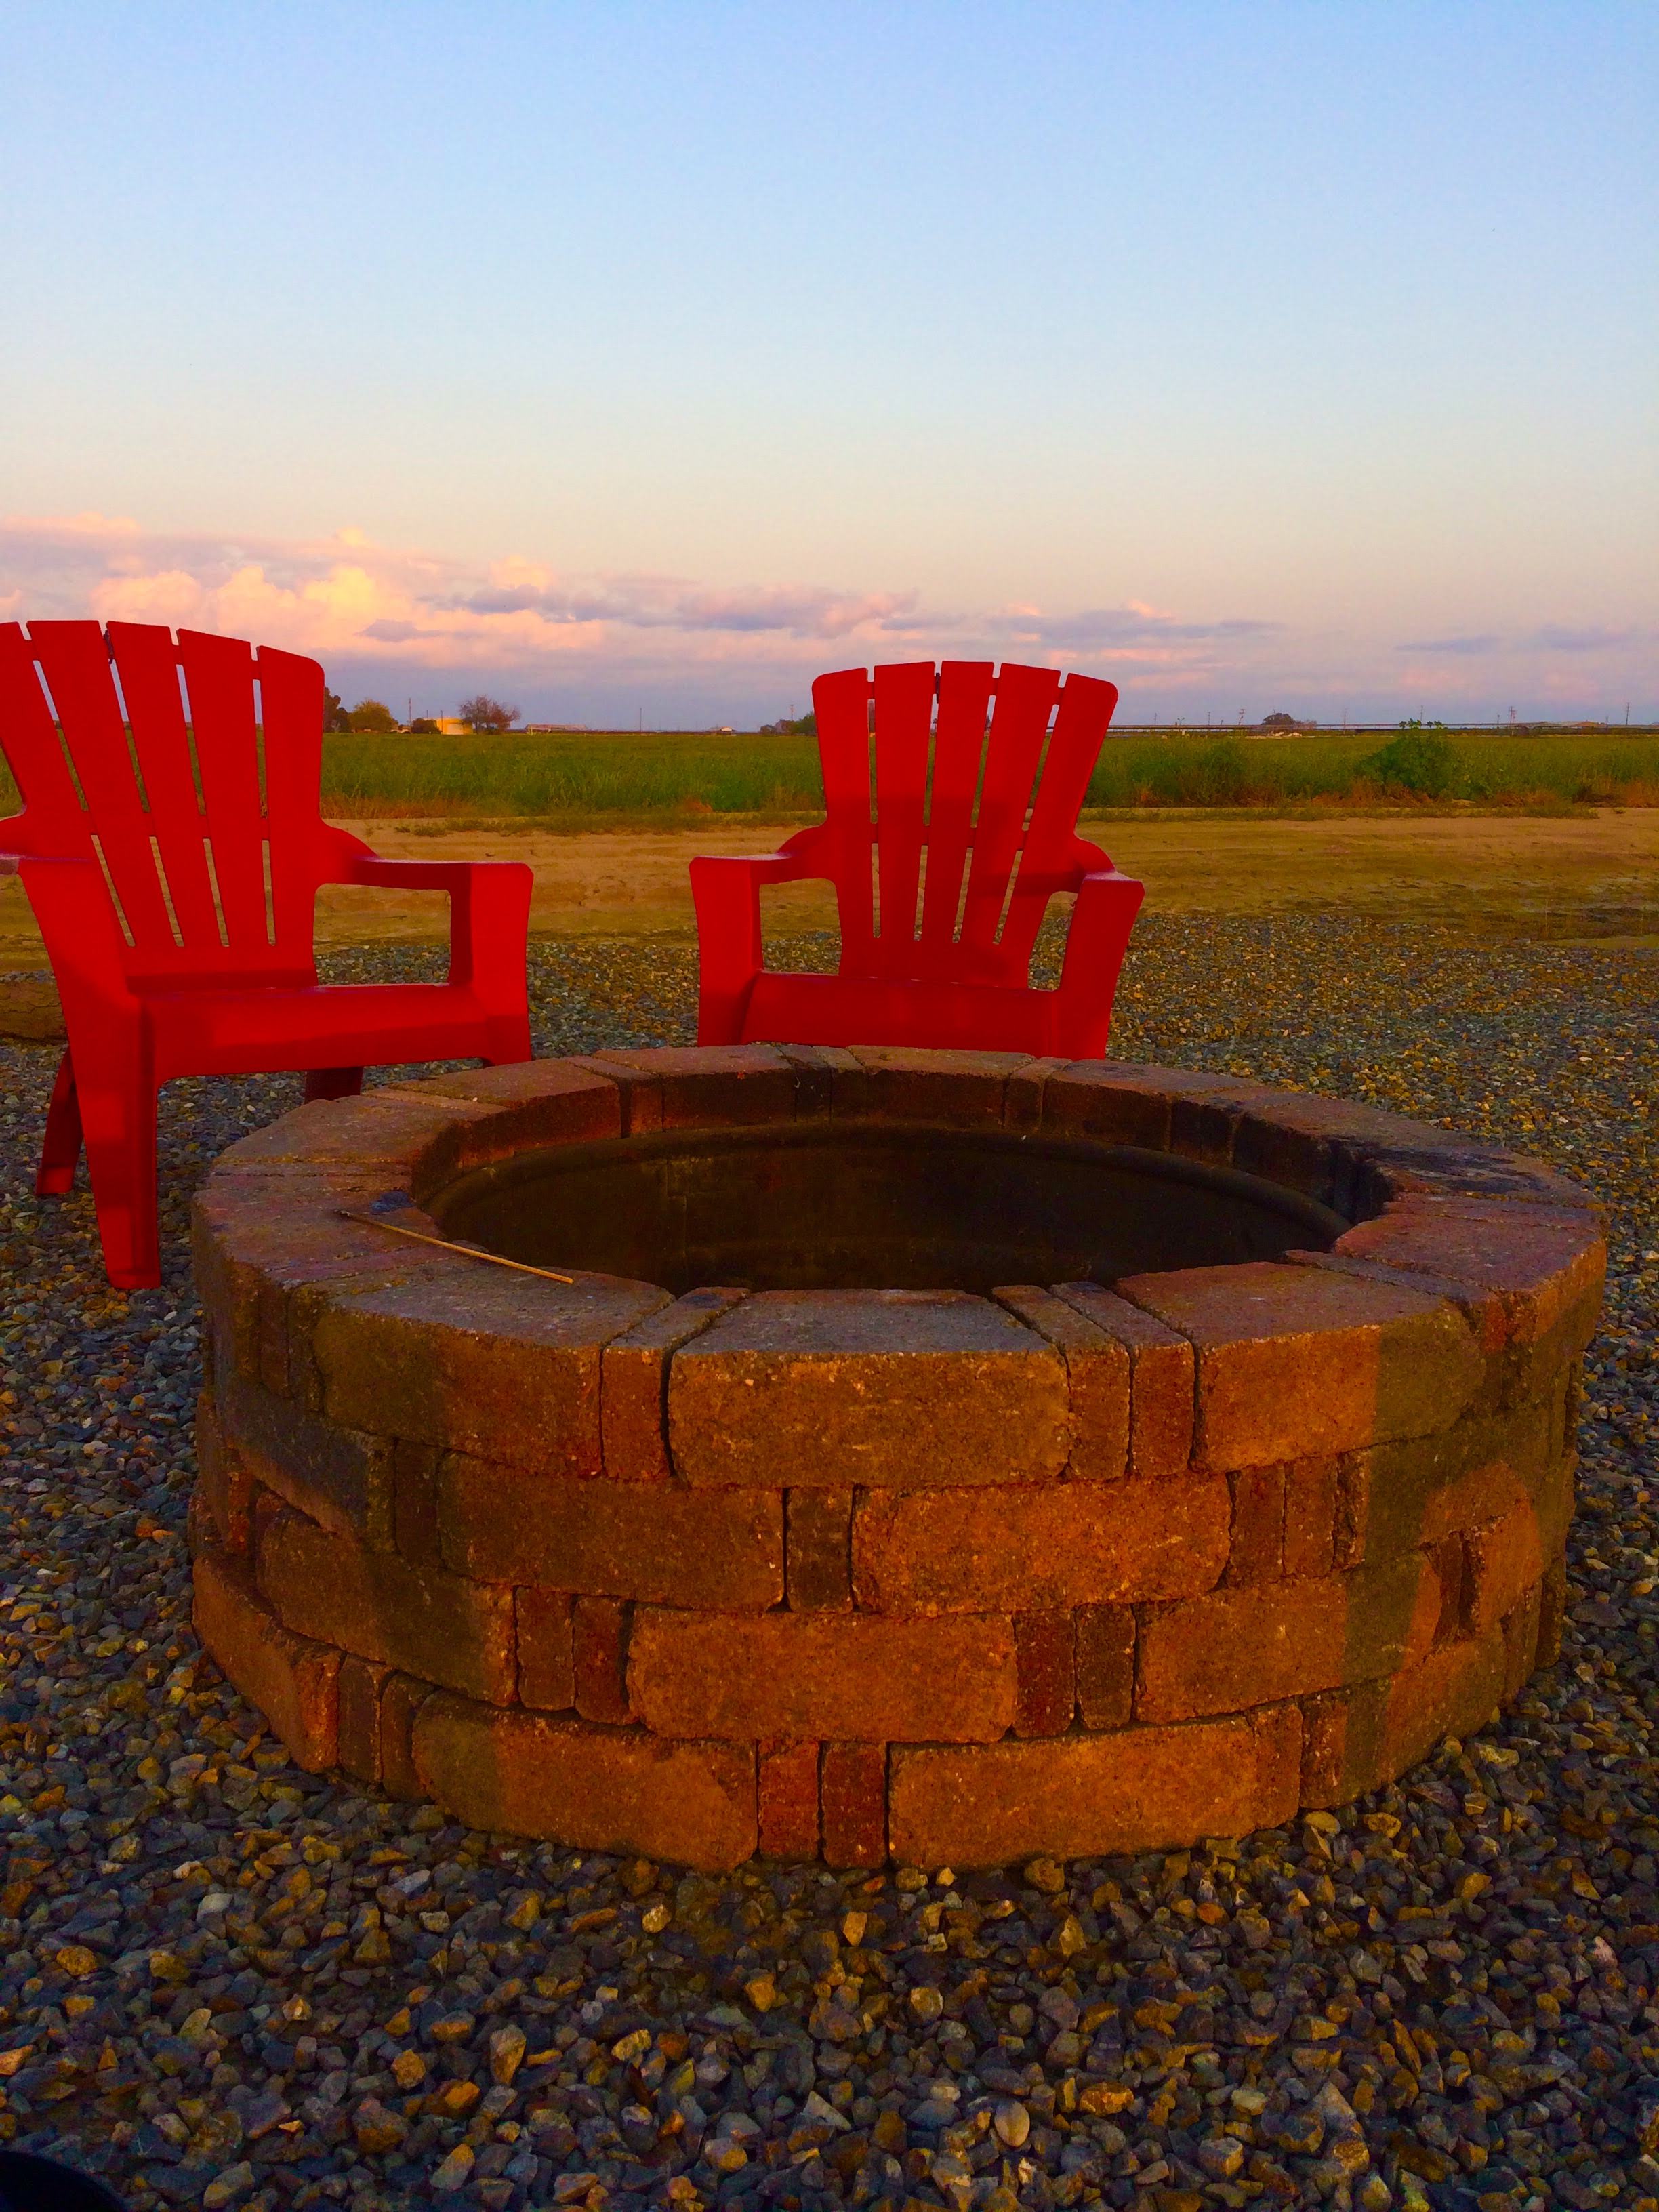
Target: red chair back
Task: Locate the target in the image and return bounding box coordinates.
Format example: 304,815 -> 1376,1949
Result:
0,619 -> 331,984
810,659 -> 1118,986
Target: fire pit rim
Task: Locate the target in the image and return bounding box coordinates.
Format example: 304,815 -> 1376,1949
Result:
189,1042 -> 1605,1870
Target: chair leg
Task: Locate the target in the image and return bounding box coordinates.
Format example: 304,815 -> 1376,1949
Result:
304,1067 -> 364,1101
36,1050 -> 84,1195
480,1014 -> 533,1065
74,1063 -> 161,1291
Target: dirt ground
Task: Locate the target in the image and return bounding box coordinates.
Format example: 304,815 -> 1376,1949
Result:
1,808 -> 1656,973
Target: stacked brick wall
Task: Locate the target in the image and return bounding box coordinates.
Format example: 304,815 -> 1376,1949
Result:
189,1046 -> 1603,1871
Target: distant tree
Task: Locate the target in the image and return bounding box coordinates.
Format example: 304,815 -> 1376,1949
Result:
758,711 -> 817,736
348,699 -> 398,734
409,717 -> 441,735
322,689 -> 352,734
1260,711 -> 1299,730
457,694 -> 520,732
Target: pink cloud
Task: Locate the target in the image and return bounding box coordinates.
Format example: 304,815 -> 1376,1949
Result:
0,514 -> 1270,686
1,513 -> 1645,724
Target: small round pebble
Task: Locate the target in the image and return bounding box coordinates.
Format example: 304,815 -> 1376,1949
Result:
0,917 -> 1654,2212
992,2097 -> 1030,2148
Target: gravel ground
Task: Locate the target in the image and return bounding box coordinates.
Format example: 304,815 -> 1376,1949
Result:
1,916 -> 1656,2212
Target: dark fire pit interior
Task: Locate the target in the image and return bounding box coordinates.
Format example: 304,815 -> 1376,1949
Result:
428,1126 -> 1349,1295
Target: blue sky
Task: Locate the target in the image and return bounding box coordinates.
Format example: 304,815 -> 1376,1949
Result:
2,1 -> 1654,723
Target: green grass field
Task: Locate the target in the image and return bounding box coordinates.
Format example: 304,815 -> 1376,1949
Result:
314,725 -> 1659,819
321,726 -> 826,817
3,726 -> 1657,823
1085,729 -> 1659,810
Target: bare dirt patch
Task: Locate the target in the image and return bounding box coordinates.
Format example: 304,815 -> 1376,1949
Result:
1,810 -> 1654,984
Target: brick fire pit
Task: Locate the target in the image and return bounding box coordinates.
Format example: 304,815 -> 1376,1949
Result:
190,1046 -> 1604,1870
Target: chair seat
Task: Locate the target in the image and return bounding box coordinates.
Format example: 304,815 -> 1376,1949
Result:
741,970 -> 1066,1054
146,979 -> 503,1079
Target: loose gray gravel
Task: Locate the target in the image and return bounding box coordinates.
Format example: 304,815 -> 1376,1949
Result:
0,917 -> 1656,2212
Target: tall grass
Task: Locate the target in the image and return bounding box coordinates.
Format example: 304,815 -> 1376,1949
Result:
319,727 -> 825,817
319,726 -> 1659,817
2,726 -> 1656,821
1083,732 -> 1659,808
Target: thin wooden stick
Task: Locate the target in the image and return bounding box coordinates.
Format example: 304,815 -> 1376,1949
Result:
340,1210 -> 575,1285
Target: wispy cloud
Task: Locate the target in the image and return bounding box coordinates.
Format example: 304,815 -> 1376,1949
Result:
3,514 -> 1645,720
1523,622 -> 1643,653
998,604 -> 1280,651
451,573 -> 923,639
1400,623 -> 1650,657
0,514 -> 1275,696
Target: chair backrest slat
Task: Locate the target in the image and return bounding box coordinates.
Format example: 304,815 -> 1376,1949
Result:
258,642 -> 329,952
29,621 -> 179,951
811,665 -> 881,972
870,662 -> 935,976
918,660 -> 996,954
0,618 -> 332,981
808,657 -> 1118,988
0,626 -> 85,835
106,622 -> 224,949
993,666 -> 1120,973
957,661 -> 1062,956
179,630 -> 271,953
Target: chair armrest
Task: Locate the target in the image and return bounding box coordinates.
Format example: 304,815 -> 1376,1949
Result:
692,849 -> 825,881
689,852 -> 822,906
689,851 -> 825,1045
322,853 -> 533,999
0,849 -> 106,888
325,853 -> 523,894
0,849 -> 77,878
1053,869 -> 1145,1058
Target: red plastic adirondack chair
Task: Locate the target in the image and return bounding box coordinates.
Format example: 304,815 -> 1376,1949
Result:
691,659 -> 1144,1053
0,619 -> 533,1290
